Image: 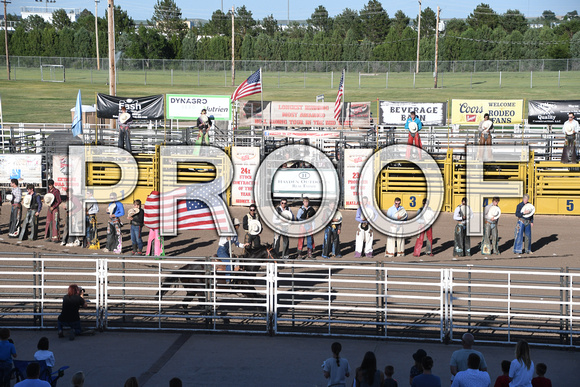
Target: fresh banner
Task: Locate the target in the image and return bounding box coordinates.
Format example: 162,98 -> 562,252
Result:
528,100 -> 580,124
166,95 -> 232,120
451,99 -> 524,125
0,154 -> 42,185
238,101 -> 370,128
344,148 -> 374,209
96,94 -> 164,120
231,146 -> 260,206
379,101 -> 447,126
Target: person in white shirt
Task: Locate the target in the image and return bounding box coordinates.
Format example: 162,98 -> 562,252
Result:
385,197 -> 408,257
508,340 -> 534,387
273,199 -> 293,259
451,353 -> 490,387
33,337 -> 55,368
482,197 -> 500,255
453,197 -> 472,257
322,342 -> 351,387
354,196 -> 377,258
561,112 -> 579,164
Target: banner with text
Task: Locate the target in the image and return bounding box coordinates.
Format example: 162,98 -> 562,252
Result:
0,154 -> 43,185
344,148 -> 374,209
238,101 -> 371,128
379,101 -> 447,126
451,99 -> 524,125
96,94 -> 164,120
527,100 -> 580,125
166,95 -> 232,120
231,146 -> 261,206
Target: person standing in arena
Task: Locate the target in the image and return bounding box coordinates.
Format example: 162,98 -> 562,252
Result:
481,197 -> 501,255
117,106 -> 133,153
297,197 -> 316,259
19,184 -> 42,241
8,179 -> 22,238
104,192 -> 124,254
243,203 -> 262,253
453,197 -> 472,257
322,201 -> 342,259
355,196 -> 377,258
44,179 -> 62,243
561,112 -> 578,164
405,111 -> 423,159
273,199 -> 293,259
85,190 -> 99,249
413,198 -> 434,257
478,113 -> 494,146
385,197 -> 407,257
513,194 -> 534,255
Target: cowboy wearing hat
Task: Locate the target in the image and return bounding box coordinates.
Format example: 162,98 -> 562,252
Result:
117,106 -> 133,152
216,218 -> 248,273
297,197 -> 316,259
243,204 -> 262,253
273,198 -> 293,259
322,201 -> 342,259
44,179 -> 62,243
513,194 -> 535,254
453,197 -> 473,257
405,111 -> 423,159
19,184 -> 42,241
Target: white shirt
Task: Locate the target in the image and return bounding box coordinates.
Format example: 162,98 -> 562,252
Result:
563,119 -> 579,135
34,350 -> 55,367
509,359 -> 534,387
451,369 -> 490,387
453,205 -> 473,223
322,357 -> 351,387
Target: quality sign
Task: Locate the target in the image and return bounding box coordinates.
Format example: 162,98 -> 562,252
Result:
166,95 -> 232,120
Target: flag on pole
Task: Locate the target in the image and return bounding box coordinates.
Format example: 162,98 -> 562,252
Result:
72,89 -> 83,137
232,69 -> 262,101
334,70 -> 345,121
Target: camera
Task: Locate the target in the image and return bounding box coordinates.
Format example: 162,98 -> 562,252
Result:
80,287 -> 89,297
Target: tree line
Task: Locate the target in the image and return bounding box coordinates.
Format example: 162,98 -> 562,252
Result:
1,1 -> 579,63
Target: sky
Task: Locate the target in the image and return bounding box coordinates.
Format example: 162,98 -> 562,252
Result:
9,0 -> 579,22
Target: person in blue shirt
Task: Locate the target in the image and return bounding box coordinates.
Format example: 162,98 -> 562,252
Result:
412,356 -> 441,387
405,111 -> 423,159
104,192 -> 125,254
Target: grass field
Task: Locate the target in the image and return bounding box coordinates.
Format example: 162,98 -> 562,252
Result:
1,66 -> 580,123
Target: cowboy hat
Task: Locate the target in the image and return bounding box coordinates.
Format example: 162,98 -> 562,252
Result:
395,208 -> 407,220
563,121 -> 576,136
43,193 -> 55,206
422,208 -> 435,224
22,194 -> 32,209
481,120 -> 493,131
127,208 -> 140,218
521,203 -> 535,218
281,210 -> 293,221
487,205 -> 501,220
248,219 -> 262,236
107,202 -> 117,215
408,121 -> 419,134
119,112 -> 131,124
332,210 -> 343,225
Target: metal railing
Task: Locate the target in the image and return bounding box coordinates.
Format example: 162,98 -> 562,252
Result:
0,255 -> 578,347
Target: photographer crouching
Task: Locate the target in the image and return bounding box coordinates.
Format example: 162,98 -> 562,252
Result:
57,284 -> 93,341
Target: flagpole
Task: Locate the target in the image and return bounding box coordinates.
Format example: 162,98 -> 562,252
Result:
0,94 -> 4,153
260,68 -> 265,158
342,69 -> 345,131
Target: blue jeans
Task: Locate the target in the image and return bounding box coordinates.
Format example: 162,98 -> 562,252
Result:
513,219 -> 532,253
57,320 -> 82,335
216,243 -> 232,272
130,225 -> 143,252
0,361 -> 12,387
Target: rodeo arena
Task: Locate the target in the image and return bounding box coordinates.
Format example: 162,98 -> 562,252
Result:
0,70 -> 579,386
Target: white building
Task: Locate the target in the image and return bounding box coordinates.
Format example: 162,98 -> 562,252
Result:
21,6 -> 80,23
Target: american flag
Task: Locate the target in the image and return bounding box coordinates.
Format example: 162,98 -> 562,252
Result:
334,69 -> 345,121
232,69 -> 262,101
144,185 -> 230,233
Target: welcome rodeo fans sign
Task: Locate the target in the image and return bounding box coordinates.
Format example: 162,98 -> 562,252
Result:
451,99 -> 524,125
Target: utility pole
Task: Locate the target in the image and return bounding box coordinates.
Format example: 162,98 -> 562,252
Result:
2,0 -> 10,80
434,6 -> 440,88
95,0 -> 100,70
416,0 -> 421,74
231,6 -> 235,86
107,0 -> 116,96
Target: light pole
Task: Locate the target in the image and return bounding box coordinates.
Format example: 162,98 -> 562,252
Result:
34,0 -> 56,13
416,0 -> 421,74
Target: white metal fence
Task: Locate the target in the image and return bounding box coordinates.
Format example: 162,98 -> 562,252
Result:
0,255 -> 578,347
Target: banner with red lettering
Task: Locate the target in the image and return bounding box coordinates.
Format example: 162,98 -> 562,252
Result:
451,99 -> 524,125
343,148 -> 374,209
231,146 -> 261,206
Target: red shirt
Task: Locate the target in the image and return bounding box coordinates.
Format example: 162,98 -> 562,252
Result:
532,376 -> 552,387
494,375 -> 510,387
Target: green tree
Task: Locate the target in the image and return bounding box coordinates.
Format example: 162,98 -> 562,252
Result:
399,27 -> 417,61
21,15 -> 49,32
360,0 -> 390,44
342,28 -> 359,61
541,10 -> 557,27
9,26 -> 27,56
307,5 -> 332,32
334,8 -> 361,38
358,37 -> 374,61
42,27 -> 58,56
75,9 -> 95,33
500,9 -> 527,34
181,30 -> 197,59
52,9 -> 72,31
150,0 -> 187,38
254,33 -> 272,59
564,11 -> 579,20
392,10 -> 410,33
232,6 -> 256,37
73,27 -> 92,57
504,30 -> 525,59
327,30 -> 343,61
240,34 -> 254,59
445,18 -> 468,33
286,21 -> 306,39
467,3 -> 499,30
27,29 -> 43,55
490,26 -> 508,60
571,31 -> 580,57
553,19 -> 580,39
114,6 -> 136,35
261,14 -> 279,37
416,7 -> 436,37
522,28 -> 540,58
205,10 -> 229,36
126,26 -> 169,59
206,35 -> 229,59
58,27 -> 76,56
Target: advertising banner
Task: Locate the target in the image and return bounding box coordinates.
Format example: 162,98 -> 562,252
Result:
379,101 -> 447,126
527,100 -> 580,125
96,94 -> 164,120
166,95 -> 232,120
272,168 -> 331,199
0,154 -> 43,185
451,99 -> 524,125
343,148 -> 374,209
231,146 -> 261,206
264,130 -> 341,138
238,101 -> 371,128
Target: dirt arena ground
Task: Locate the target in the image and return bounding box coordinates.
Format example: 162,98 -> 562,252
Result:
1,202 -> 578,270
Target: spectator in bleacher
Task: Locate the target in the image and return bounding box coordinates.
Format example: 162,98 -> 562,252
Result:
531,363 -> 551,387
169,378 -> 182,387
413,198 -> 434,257
453,198 -> 472,257
451,353 -> 490,387
296,198 -> 316,259
85,190 -> 99,249
0,328 -> 17,387
384,365 -> 398,387
322,342 -> 351,387
513,194 -> 534,255
8,178 -> 22,238
355,196 -> 377,258
385,197 -> 407,258
71,371 -> 85,387
44,179 -> 62,243
481,197 -> 501,255
355,351 -> 384,387
322,202 -> 342,259
405,111 -> 423,159
196,109 -> 212,145
508,340 -> 534,387
124,376 -> 139,387
34,337 -> 55,368
478,113 -> 494,146
104,192 -> 124,254
409,349 -> 427,385
493,360 -> 511,387
14,362 -> 50,387
450,333 -> 488,385
117,106 -> 133,153
561,112 -> 578,164
411,356 -> 441,387
19,184 -> 42,241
